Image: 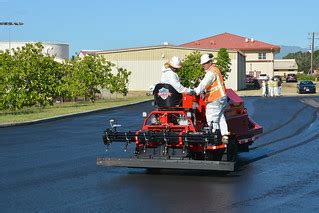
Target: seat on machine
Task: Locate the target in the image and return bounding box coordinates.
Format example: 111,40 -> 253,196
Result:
153,83 -> 182,108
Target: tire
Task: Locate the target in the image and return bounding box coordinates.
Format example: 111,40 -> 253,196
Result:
188,152 -> 205,160
205,149 -> 225,161
227,138 -> 238,162
238,143 -> 249,152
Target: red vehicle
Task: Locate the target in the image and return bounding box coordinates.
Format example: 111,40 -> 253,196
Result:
97,84 -> 262,171
246,74 -> 260,89
246,74 -> 256,84
286,74 -> 298,82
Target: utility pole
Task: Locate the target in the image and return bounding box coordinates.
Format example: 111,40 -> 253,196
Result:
308,32 -> 319,74
310,32 -> 314,74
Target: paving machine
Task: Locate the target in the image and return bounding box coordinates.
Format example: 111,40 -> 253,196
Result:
97,84 -> 262,171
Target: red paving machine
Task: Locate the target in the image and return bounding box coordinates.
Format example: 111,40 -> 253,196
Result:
97,84 -> 262,171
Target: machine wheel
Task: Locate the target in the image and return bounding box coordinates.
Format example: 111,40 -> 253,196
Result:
205,149 -> 225,161
227,138 -> 238,162
188,152 -> 205,160
238,143 -> 249,152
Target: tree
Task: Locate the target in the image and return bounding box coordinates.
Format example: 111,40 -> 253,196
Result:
178,50 -> 232,87
57,60 -> 77,102
109,67 -> 131,96
0,50 -> 17,110
0,43 -> 133,109
69,55 -> 114,102
283,51 -> 310,73
178,51 -> 204,87
283,50 -> 319,73
0,43 -> 63,110
215,48 -> 231,80
61,54 -> 131,102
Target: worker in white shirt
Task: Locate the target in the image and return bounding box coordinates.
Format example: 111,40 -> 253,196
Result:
262,80 -> 268,97
268,78 -> 275,97
193,54 -> 229,144
273,77 -> 279,96
160,56 -> 192,93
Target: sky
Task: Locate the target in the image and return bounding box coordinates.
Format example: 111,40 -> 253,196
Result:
0,0 -> 319,56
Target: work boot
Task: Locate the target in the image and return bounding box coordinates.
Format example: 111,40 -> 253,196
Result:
222,135 -> 229,144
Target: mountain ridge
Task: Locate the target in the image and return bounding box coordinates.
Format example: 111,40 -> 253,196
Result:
275,45 -> 319,59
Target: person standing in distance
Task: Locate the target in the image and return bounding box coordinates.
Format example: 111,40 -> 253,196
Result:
193,53 -> 229,144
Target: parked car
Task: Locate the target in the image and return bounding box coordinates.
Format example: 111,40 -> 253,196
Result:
297,80 -> 316,94
286,74 -> 297,82
246,75 -> 260,89
246,75 -> 256,84
258,74 -> 269,81
273,75 -> 282,82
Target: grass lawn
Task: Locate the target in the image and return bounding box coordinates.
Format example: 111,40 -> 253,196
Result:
0,96 -> 152,124
1,83 -> 317,125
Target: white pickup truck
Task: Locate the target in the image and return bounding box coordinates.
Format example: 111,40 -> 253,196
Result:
258,74 -> 269,81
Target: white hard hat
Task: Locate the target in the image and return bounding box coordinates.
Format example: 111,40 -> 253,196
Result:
200,53 -> 213,65
167,56 -> 182,69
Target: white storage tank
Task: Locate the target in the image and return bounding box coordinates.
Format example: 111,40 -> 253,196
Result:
0,41 -> 69,61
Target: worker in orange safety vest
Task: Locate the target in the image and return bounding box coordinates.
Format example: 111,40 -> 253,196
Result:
193,53 -> 229,143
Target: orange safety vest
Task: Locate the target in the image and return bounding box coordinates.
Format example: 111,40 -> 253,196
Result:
204,65 -> 226,103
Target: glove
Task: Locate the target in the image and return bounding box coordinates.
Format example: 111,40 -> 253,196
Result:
188,89 -> 196,96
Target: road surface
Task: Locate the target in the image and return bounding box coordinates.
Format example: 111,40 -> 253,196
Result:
1,96 -> 319,212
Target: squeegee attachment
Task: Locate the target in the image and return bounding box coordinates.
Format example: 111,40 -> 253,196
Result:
96,157 -> 235,171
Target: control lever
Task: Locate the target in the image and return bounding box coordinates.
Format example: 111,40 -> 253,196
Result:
109,119 -> 121,131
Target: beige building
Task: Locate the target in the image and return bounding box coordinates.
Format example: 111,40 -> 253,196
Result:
245,51 -> 277,78
80,45 -> 246,91
274,59 -> 298,77
181,32 -> 280,79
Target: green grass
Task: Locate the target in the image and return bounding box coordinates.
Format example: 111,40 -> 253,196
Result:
0,96 -> 152,124
296,73 -> 318,81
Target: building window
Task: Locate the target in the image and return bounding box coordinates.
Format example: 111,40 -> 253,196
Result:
258,52 -> 266,60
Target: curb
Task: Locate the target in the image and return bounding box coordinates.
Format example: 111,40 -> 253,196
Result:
0,99 -> 152,128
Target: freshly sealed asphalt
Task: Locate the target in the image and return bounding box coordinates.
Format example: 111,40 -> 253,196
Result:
1,96 -> 319,212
